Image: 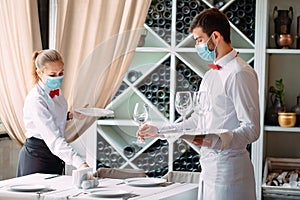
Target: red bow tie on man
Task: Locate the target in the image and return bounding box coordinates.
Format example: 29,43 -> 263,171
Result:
208,63 -> 222,70
49,89 -> 60,98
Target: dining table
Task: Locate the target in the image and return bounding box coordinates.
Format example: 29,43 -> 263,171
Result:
0,173 -> 198,200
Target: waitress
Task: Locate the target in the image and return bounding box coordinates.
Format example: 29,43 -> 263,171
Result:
17,49 -> 88,177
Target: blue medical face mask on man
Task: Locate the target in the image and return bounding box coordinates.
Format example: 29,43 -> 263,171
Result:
45,75 -> 64,89
195,35 -> 217,61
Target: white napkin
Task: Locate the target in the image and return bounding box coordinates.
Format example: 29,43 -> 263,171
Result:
72,167 -> 93,188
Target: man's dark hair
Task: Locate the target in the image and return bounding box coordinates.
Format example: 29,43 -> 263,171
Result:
189,8 -> 231,43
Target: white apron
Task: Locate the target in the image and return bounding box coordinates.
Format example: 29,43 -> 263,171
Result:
197,149 -> 256,200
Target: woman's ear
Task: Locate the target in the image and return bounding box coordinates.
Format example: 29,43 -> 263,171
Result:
36,68 -> 42,78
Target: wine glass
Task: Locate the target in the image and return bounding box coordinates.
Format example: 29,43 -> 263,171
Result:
193,91 -> 211,134
133,103 -> 149,144
175,91 -> 192,133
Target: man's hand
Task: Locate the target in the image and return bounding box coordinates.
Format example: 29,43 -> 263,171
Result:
180,134 -> 213,147
136,124 -> 159,142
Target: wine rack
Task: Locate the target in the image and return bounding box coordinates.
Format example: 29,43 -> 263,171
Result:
223,0 -> 256,42
145,0 -> 208,44
133,139 -> 169,177
97,0 -> 256,185
173,139 -> 201,172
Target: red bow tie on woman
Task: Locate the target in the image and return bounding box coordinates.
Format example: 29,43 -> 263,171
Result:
49,89 -> 60,98
208,63 -> 222,70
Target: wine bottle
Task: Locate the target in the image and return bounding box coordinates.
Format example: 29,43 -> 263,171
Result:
176,21 -> 185,31
177,0 -> 185,9
145,91 -> 152,99
237,0 -> 246,7
183,68 -> 192,78
157,90 -> 165,99
237,10 -> 245,18
164,0 -> 172,9
176,12 -> 184,21
182,6 -> 190,15
118,156 -> 126,166
158,18 -> 166,26
103,146 -> 113,156
245,4 -> 253,14
230,4 -> 239,12
177,143 -> 188,154
154,153 -> 165,163
160,145 -> 169,155
97,140 -> 105,151
109,152 -> 119,162
173,161 -> 181,171
123,143 -> 141,158
163,11 -> 172,20
148,5 -> 154,15
151,97 -> 159,105
225,11 -> 234,20
155,3 -> 164,12
151,11 -> 160,20
157,102 -> 166,112
189,0 -> 198,10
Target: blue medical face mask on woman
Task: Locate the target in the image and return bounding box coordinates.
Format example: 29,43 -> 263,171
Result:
195,35 -> 216,61
45,75 -> 64,89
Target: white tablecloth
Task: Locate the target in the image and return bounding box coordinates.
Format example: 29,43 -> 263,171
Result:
0,173 -> 198,200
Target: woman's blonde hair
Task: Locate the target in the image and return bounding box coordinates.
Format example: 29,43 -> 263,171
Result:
32,49 -> 64,84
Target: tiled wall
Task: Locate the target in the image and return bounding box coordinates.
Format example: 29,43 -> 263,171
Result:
0,136 -> 21,180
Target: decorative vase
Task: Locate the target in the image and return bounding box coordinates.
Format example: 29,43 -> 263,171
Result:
265,99 -> 285,126
273,6 -> 293,48
291,95 -> 300,126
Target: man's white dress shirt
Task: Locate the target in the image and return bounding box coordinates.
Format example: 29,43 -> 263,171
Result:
183,49 -> 260,200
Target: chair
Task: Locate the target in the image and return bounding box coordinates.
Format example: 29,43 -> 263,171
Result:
93,168 -> 146,179
163,171 -> 200,184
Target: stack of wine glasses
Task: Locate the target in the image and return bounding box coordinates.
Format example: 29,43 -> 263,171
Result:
175,62 -> 202,120
97,134 -> 126,169
224,0 -> 256,42
138,60 -> 171,118
133,139 -> 169,177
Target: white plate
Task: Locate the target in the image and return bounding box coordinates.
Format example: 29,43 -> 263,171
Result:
88,188 -> 131,197
125,177 -> 166,187
9,184 -> 48,192
98,178 -> 124,186
75,108 -> 114,117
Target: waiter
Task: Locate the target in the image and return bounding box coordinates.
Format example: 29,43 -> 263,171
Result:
137,8 -> 260,200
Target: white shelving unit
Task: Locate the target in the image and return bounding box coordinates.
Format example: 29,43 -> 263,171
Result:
254,0 -> 300,199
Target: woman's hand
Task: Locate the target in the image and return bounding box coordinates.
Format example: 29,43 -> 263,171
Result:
79,162 -> 89,169
72,104 -> 89,119
136,124 -> 159,142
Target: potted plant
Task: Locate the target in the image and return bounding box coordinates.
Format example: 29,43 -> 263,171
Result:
269,78 -> 285,108
265,78 -> 286,125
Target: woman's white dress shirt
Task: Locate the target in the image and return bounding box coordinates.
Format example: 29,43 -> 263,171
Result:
23,81 -> 85,169
182,49 -> 260,200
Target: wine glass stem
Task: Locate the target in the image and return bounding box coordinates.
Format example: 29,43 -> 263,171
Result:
183,115 -> 186,134
197,114 -> 202,132
201,115 -> 206,134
